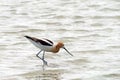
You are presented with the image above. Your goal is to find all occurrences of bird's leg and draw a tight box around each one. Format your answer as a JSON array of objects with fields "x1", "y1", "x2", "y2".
[
  {"x1": 36, "y1": 50, "x2": 43, "y2": 61},
  {"x1": 42, "y1": 51, "x2": 48, "y2": 66},
  {"x1": 42, "y1": 51, "x2": 45, "y2": 60},
  {"x1": 36, "y1": 50, "x2": 48, "y2": 66}
]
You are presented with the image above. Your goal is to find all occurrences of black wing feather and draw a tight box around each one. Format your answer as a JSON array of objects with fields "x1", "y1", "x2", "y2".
[
  {"x1": 24, "y1": 36, "x2": 53, "y2": 46},
  {"x1": 43, "y1": 38, "x2": 53, "y2": 45}
]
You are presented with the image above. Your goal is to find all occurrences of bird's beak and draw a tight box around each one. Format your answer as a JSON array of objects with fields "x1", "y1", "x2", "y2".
[{"x1": 63, "y1": 47, "x2": 73, "y2": 56}]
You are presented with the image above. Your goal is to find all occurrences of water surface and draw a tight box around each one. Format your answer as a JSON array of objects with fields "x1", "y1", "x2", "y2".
[{"x1": 0, "y1": 0, "x2": 120, "y2": 80}]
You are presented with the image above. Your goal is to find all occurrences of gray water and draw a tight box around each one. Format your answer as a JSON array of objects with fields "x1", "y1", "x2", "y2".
[{"x1": 0, "y1": 0, "x2": 120, "y2": 80}]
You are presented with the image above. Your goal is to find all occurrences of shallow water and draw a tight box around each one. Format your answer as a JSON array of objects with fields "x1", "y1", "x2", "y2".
[{"x1": 0, "y1": 0, "x2": 120, "y2": 80}]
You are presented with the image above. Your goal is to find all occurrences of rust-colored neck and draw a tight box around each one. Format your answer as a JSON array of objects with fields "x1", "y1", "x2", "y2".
[
  {"x1": 51, "y1": 45, "x2": 61, "y2": 53},
  {"x1": 51, "y1": 42, "x2": 64, "y2": 53}
]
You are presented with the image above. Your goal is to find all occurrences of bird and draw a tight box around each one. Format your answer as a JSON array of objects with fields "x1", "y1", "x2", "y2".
[{"x1": 24, "y1": 35, "x2": 73, "y2": 66}]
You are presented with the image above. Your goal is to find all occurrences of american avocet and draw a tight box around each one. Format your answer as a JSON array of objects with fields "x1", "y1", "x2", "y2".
[{"x1": 24, "y1": 36, "x2": 73, "y2": 65}]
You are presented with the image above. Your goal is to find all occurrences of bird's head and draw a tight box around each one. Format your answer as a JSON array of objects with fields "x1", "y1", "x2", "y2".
[
  {"x1": 57, "y1": 42, "x2": 73, "y2": 56},
  {"x1": 57, "y1": 42, "x2": 64, "y2": 48}
]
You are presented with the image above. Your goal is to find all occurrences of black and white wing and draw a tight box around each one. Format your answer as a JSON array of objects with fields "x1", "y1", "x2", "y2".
[
  {"x1": 43, "y1": 38, "x2": 54, "y2": 46},
  {"x1": 24, "y1": 36, "x2": 53, "y2": 46}
]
